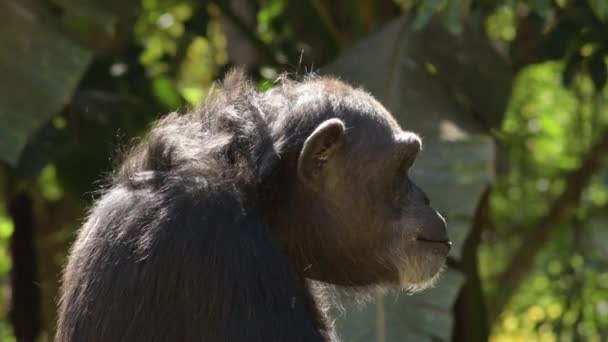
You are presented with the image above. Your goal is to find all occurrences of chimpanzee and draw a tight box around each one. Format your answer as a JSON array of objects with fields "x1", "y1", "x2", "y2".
[{"x1": 56, "y1": 70, "x2": 450, "y2": 342}]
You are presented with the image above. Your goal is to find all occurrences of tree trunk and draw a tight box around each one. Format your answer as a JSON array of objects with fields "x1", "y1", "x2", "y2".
[
  {"x1": 8, "y1": 192, "x2": 41, "y2": 342},
  {"x1": 452, "y1": 189, "x2": 490, "y2": 342}
]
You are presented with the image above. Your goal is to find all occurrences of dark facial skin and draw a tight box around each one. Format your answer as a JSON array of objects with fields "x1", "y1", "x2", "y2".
[{"x1": 270, "y1": 86, "x2": 450, "y2": 289}]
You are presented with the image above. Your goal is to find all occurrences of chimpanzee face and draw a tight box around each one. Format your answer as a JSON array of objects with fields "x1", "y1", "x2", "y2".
[{"x1": 282, "y1": 88, "x2": 450, "y2": 290}]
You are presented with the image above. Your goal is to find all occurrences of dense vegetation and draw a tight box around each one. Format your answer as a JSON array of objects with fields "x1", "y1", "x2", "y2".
[{"x1": 1, "y1": 0, "x2": 607, "y2": 341}]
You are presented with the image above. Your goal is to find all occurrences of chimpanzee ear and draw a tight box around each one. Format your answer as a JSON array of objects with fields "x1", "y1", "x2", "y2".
[{"x1": 297, "y1": 118, "x2": 346, "y2": 190}]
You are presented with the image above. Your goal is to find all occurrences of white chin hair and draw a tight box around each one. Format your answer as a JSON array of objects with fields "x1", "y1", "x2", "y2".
[{"x1": 398, "y1": 263, "x2": 446, "y2": 294}]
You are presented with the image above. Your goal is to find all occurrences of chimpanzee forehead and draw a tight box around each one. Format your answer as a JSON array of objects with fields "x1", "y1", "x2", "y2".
[{"x1": 344, "y1": 114, "x2": 422, "y2": 173}]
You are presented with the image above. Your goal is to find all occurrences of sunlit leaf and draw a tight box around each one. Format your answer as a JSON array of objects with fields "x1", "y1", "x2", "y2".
[
  {"x1": 172, "y1": 3, "x2": 193, "y2": 21},
  {"x1": 139, "y1": 35, "x2": 165, "y2": 65},
  {"x1": 180, "y1": 87, "x2": 207, "y2": 105},
  {"x1": 588, "y1": 0, "x2": 608, "y2": 21},
  {"x1": 413, "y1": 0, "x2": 443, "y2": 30},
  {"x1": 0, "y1": 217, "x2": 13, "y2": 239},
  {"x1": 38, "y1": 164, "x2": 64, "y2": 201},
  {"x1": 257, "y1": 0, "x2": 287, "y2": 43},
  {"x1": 442, "y1": 0, "x2": 464, "y2": 35},
  {"x1": 167, "y1": 22, "x2": 185, "y2": 38},
  {"x1": 176, "y1": 14, "x2": 228, "y2": 106},
  {"x1": 0, "y1": 248, "x2": 11, "y2": 274},
  {"x1": 152, "y1": 76, "x2": 182, "y2": 108},
  {"x1": 485, "y1": 5, "x2": 516, "y2": 42},
  {"x1": 208, "y1": 20, "x2": 228, "y2": 65}
]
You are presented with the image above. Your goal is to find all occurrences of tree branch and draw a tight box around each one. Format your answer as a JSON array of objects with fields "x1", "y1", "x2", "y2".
[{"x1": 489, "y1": 129, "x2": 608, "y2": 323}]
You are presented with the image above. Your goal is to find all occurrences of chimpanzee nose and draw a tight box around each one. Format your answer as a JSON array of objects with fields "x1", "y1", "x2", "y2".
[
  {"x1": 411, "y1": 183, "x2": 430, "y2": 206},
  {"x1": 415, "y1": 207, "x2": 450, "y2": 246}
]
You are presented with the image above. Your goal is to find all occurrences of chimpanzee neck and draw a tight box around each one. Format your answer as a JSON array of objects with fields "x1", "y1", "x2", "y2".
[{"x1": 199, "y1": 196, "x2": 331, "y2": 341}]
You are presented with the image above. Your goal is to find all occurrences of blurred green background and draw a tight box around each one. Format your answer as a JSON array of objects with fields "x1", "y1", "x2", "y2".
[{"x1": 1, "y1": 0, "x2": 608, "y2": 341}]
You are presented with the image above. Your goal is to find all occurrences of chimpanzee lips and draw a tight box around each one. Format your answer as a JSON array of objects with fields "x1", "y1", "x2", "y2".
[{"x1": 416, "y1": 236, "x2": 452, "y2": 249}]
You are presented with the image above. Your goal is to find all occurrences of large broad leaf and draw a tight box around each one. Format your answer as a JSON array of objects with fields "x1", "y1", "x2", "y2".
[
  {"x1": 0, "y1": 0, "x2": 140, "y2": 167},
  {"x1": 323, "y1": 14, "x2": 512, "y2": 341},
  {"x1": 0, "y1": 0, "x2": 92, "y2": 166}
]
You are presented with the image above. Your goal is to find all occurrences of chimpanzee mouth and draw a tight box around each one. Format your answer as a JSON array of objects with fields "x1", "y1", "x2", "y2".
[{"x1": 416, "y1": 237, "x2": 452, "y2": 249}]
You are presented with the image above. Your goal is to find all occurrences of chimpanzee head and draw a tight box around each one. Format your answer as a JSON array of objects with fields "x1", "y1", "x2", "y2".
[
  {"x1": 55, "y1": 70, "x2": 450, "y2": 342},
  {"x1": 261, "y1": 76, "x2": 450, "y2": 291}
]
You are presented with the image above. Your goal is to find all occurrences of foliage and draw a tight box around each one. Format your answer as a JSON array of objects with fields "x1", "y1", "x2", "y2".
[
  {"x1": 135, "y1": 1, "x2": 229, "y2": 106},
  {"x1": 0, "y1": 0, "x2": 608, "y2": 341},
  {"x1": 483, "y1": 60, "x2": 608, "y2": 340},
  {"x1": 0, "y1": 214, "x2": 13, "y2": 342}
]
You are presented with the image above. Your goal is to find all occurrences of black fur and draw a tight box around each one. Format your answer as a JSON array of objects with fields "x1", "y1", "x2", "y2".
[{"x1": 56, "y1": 70, "x2": 449, "y2": 342}]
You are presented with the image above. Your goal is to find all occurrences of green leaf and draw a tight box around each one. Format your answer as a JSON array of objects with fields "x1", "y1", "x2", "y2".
[
  {"x1": 0, "y1": 0, "x2": 92, "y2": 165},
  {"x1": 485, "y1": 5, "x2": 517, "y2": 42},
  {"x1": 530, "y1": 0, "x2": 553, "y2": 19},
  {"x1": 0, "y1": 217, "x2": 14, "y2": 239},
  {"x1": 257, "y1": 0, "x2": 287, "y2": 42},
  {"x1": 172, "y1": 3, "x2": 193, "y2": 21},
  {"x1": 442, "y1": 0, "x2": 463, "y2": 35},
  {"x1": 588, "y1": 0, "x2": 608, "y2": 21},
  {"x1": 51, "y1": 0, "x2": 117, "y2": 35},
  {"x1": 37, "y1": 164, "x2": 64, "y2": 201},
  {"x1": 152, "y1": 76, "x2": 182, "y2": 109},
  {"x1": 413, "y1": 0, "x2": 443, "y2": 31}
]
